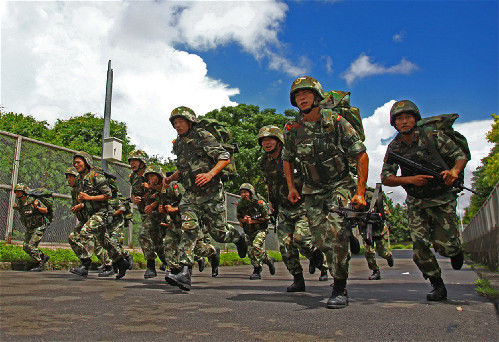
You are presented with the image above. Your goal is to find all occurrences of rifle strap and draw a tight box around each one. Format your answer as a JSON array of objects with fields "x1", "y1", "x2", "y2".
[{"x1": 418, "y1": 127, "x2": 450, "y2": 170}]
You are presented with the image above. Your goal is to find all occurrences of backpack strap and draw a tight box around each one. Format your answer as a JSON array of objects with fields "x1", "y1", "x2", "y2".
[{"x1": 418, "y1": 127, "x2": 450, "y2": 170}]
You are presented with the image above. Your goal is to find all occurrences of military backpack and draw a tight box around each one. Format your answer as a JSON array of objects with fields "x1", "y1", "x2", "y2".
[{"x1": 28, "y1": 188, "x2": 54, "y2": 223}]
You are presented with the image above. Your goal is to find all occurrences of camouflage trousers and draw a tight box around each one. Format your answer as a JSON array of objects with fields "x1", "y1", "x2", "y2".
[
  {"x1": 23, "y1": 225, "x2": 47, "y2": 263},
  {"x1": 178, "y1": 197, "x2": 241, "y2": 267},
  {"x1": 278, "y1": 204, "x2": 319, "y2": 275},
  {"x1": 163, "y1": 221, "x2": 216, "y2": 270},
  {"x1": 69, "y1": 221, "x2": 112, "y2": 266},
  {"x1": 304, "y1": 187, "x2": 353, "y2": 280},
  {"x1": 245, "y1": 229, "x2": 270, "y2": 268},
  {"x1": 364, "y1": 225, "x2": 392, "y2": 271},
  {"x1": 139, "y1": 212, "x2": 166, "y2": 262},
  {"x1": 107, "y1": 217, "x2": 125, "y2": 250},
  {"x1": 69, "y1": 211, "x2": 126, "y2": 262},
  {"x1": 408, "y1": 199, "x2": 461, "y2": 279}
]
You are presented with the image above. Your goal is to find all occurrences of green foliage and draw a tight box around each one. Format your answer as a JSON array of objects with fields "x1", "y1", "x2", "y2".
[
  {"x1": 464, "y1": 114, "x2": 499, "y2": 223},
  {"x1": 218, "y1": 250, "x2": 282, "y2": 266},
  {"x1": 474, "y1": 278, "x2": 499, "y2": 300},
  {"x1": 385, "y1": 197, "x2": 411, "y2": 242},
  {"x1": 0, "y1": 112, "x2": 51, "y2": 139}
]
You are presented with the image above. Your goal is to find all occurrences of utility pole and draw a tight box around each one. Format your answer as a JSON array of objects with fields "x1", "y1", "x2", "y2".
[{"x1": 101, "y1": 60, "x2": 113, "y2": 171}]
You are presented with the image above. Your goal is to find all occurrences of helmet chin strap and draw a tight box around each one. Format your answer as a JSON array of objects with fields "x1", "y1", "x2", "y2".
[
  {"x1": 299, "y1": 97, "x2": 319, "y2": 114},
  {"x1": 398, "y1": 126, "x2": 416, "y2": 135},
  {"x1": 264, "y1": 142, "x2": 282, "y2": 155}
]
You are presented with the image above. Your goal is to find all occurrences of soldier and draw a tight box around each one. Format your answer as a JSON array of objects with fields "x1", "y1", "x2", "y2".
[
  {"x1": 158, "y1": 179, "x2": 220, "y2": 277},
  {"x1": 283, "y1": 76, "x2": 369, "y2": 309},
  {"x1": 163, "y1": 106, "x2": 247, "y2": 291},
  {"x1": 236, "y1": 183, "x2": 275, "y2": 280},
  {"x1": 12, "y1": 183, "x2": 50, "y2": 272},
  {"x1": 257, "y1": 125, "x2": 328, "y2": 292},
  {"x1": 140, "y1": 164, "x2": 168, "y2": 279},
  {"x1": 362, "y1": 187, "x2": 394, "y2": 280},
  {"x1": 70, "y1": 151, "x2": 130, "y2": 279},
  {"x1": 66, "y1": 167, "x2": 114, "y2": 276},
  {"x1": 381, "y1": 100, "x2": 467, "y2": 301}
]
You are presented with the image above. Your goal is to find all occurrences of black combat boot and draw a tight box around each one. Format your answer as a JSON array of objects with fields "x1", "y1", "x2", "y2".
[
  {"x1": 159, "y1": 262, "x2": 167, "y2": 272},
  {"x1": 249, "y1": 266, "x2": 262, "y2": 280},
  {"x1": 197, "y1": 257, "x2": 206, "y2": 272},
  {"x1": 70, "y1": 258, "x2": 92, "y2": 277},
  {"x1": 210, "y1": 248, "x2": 220, "y2": 277},
  {"x1": 287, "y1": 272, "x2": 305, "y2": 292},
  {"x1": 451, "y1": 251, "x2": 464, "y2": 270},
  {"x1": 98, "y1": 265, "x2": 115, "y2": 277},
  {"x1": 40, "y1": 254, "x2": 50, "y2": 268},
  {"x1": 368, "y1": 270, "x2": 381, "y2": 280},
  {"x1": 387, "y1": 255, "x2": 394, "y2": 267},
  {"x1": 267, "y1": 257, "x2": 276, "y2": 275},
  {"x1": 427, "y1": 276, "x2": 447, "y2": 301},
  {"x1": 327, "y1": 278, "x2": 348, "y2": 309},
  {"x1": 319, "y1": 269, "x2": 328, "y2": 281},
  {"x1": 97, "y1": 264, "x2": 106, "y2": 271},
  {"x1": 144, "y1": 259, "x2": 157, "y2": 279},
  {"x1": 115, "y1": 257, "x2": 130, "y2": 279},
  {"x1": 126, "y1": 253, "x2": 134, "y2": 270},
  {"x1": 235, "y1": 232, "x2": 248, "y2": 258},
  {"x1": 165, "y1": 265, "x2": 192, "y2": 291},
  {"x1": 29, "y1": 262, "x2": 44, "y2": 272}
]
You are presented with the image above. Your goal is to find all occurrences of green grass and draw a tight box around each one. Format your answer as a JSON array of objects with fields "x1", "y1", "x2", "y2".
[{"x1": 474, "y1": 278, "x2": 499, "y2": 300}]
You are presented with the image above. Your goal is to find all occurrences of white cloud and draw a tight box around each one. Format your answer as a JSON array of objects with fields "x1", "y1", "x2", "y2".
[
  {"x1": 1, "y1": 0, "x2": 302, "y2": 158},
  {"x1": 362, "y1": 101, "x2": 494, "y2": 211},
  {"x1": 393, "y1": 30, "x2": 406, "y2": 43},
  {"x1": 324, "y1": 55, "x2": 334, "y2": 74},
  {"x1": 342, "y1": 53, "x2": 418, "y2": 86}
]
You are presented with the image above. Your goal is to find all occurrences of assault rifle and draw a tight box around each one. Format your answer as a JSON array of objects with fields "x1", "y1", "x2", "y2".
[
  {"x1": 269, "y1": 205, "x2": 279, "y2": 233},
  {"x1": 28, "y1": 190, "x2": 53, "y2": 198},
  {"x1": 386, "y1": 151, "x2": 479, "y2": 195}
]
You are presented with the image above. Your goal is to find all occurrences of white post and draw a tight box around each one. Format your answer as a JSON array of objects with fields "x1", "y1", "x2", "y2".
[{"x1": 5, "y1": 135, "x2": 22, "y2": 243}]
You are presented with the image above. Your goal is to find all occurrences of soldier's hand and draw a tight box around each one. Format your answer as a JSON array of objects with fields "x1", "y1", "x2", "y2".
[
  {"x1": 287, "y1": 188, "x2": 301, "y2": 204},
  {"x1": 158, "y1": 205, "x2": 165, "y2": 213},
  {"x1": 165, "y1": 205, "x2": 177, "y2": 213},
  {"x1": 350, "y1": 194, "x2": 367, "y2": 210},
  {"x1": 163, "y1": 176, "x2": 172, "y2": 188},
  {"x1": 441, "y1": 169, "x2": 459, "y2": 186},
  {"x1": 133, "y1": 196, "x2": 142, "y2": 205},
  {"x1": 78, "y1": 192, "x2": 92, "y2": 201},
  {"x1": 71, "y1": 203, "x2": 84, "y2": 213},
  {"x1": 195, "y1": 173, "x2": 213, "y2": 187},
  {"x1": 144, "y1": 204, "x2": 154, "y2": 215},
  {"x1": 12, "y1": 203, "x2": 18, "y2": 209},
  {"x1": 160, "y1": 222, "x2": 170, "y2": 228},
  {"x1": 410, "y1": 175, "x2": 433, "y2": 186}
]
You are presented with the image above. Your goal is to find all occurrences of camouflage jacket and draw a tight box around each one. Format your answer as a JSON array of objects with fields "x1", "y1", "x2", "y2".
[
  {"x1": 381, "y1": 129, "x2": 467, "y2": 207},
  {"x1": 173, "y1": 126, "x2": 230, "y2": 204},
  {"x1": 129, "y1": 171, "x2": 147, "y2": 214},
  {"x1": 282, "y1": 109, "x2": 366, "y2": 194},
  {"x1": 157, "y1": 181, "x2": 184, "y2": 226},
  {"x1": 237, "y1": 197, "x2": 270, "y2": 233},
  {"x1": 258, "y1": 150, "x2": 304, "y2": 209},
  {"x1": 76, "y1": 170, "x2": 112, "y2": 216},
  {"x1": 70, "y1": 187, "x2": 88, "y2": 223},
  {"x1": 16, "y1": 196, "x2": 47, "y2": 229}
]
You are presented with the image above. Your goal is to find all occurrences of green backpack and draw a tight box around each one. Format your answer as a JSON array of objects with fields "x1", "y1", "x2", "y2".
[
  {"x1": 196, "y1": 117, "x2": 239, "y2": 179},
  {"x1": 320, "y1": 90, "x2": 365, "y2": 142},
  {"x1": 89, "y1": 168, "x2": 120, "y2": 198},
  {"x1": 417, "y1": 113, "x2": 471, "y2": 163},
  {"x1": 28, "y1": 188, "x2": 54, "y2": 223}
]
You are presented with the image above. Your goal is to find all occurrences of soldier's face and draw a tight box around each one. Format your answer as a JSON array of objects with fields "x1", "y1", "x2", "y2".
[
  {"x1": 173, "y1": 117, "x2": 191, "y2": 136},
  {"x1": 395, "y1": 113, "x2": 416, "y2": 132},
  {"x1": 74, "y1": 157, "x2": 86, "y2": 173},
  {"x1": 66, "y1": 174, "x2": 76, "y2": 187},
  {"x1": 240, "y1": 189, "x2": 251, "y2": 200},
  {"x1": 261, "y1": 137, "x2": 278, "y2": 153},
  {"x1": 294, "y1": 90, "x2": 316, "y2": 111},
  {"x1": 129, "y1": 159, "x2": 141, "y2": 171},
  {"x1": 147, "y1": 173, "x2": 160, "y2": 186}
]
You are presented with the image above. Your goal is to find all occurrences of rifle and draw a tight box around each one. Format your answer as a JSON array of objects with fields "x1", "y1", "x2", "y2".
[
  {"x1": 28, "y1": 190, "x2": 53, "y2": 198},
  {"x1": 269, "y1": 204, "x2": 279, "y2": 233},
  {"x1": 386, "y1": 151, "x2": 479, "y2": 195}
]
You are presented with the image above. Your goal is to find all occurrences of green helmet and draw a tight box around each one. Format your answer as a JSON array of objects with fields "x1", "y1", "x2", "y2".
[
  {"x1": 170, "y1": 106, "x2": 197, "y2": 126},
  {"x1": 257, "y1": 125, "x2": 284, "y2": 146},
  {"x1": 239, "y1": 183, "x2": 256, "y2": 199},
  {"x1": 144, "y1": 164, "x2": 166, "y2": 180},
  {"x1": 290, "y1": 76, "x2": 325, "y2": 107},
  {"x1": 14, "y1": 183, "x2": 29, "y2": 194},
  {"x1": 64, "y1": 167, "x2": 79, "y2": 177},
  {"x1": 390, "y1": 100, "x2": 421, "y2": 126},
  {"x1": 128, "y1": 149, "x2": 148, "y2": 164},
  {"x1": 74, "y1": 151, "x2": 94, "y2": 169}
]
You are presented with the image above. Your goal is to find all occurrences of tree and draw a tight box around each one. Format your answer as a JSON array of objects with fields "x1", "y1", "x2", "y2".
[
  {"x1": 463, "y1": 114, "x2": 499, "y2": 223},
  {"x1": 0, "y1": 112, "x2": 50, "y2": 139},
  {"x1": 385, "y1": 197, "x2": 410, "y2": 242}
]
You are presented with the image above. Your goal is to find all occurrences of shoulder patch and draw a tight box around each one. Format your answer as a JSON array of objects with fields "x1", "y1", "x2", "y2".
[
  {"x1": 337, "y1": 115, "x2": 342, "y2": 122},
  {"x1": 258, "y1": 200, "x2": 264, "y2": 205},
  {"x1": 128, "y1": 173, "x2": 132, "y2": 178},
  {"x1": 173, "y1": 184, "x2": 178, "y2": 190},
  {"x1": 172, "y1": 138, "x2": 176, "y2": 144}
]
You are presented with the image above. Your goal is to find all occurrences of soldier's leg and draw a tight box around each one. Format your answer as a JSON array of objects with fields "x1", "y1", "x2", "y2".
[
  {"x1": 291, "y1": 212, "x2": 326, "y2": 276},
  {"x1": 94, "y1": 240, "x2": 112, "y2": 267},
  {"x1": 364, "y1": 241, "x2": 379, "y2": 271},
  {"x1": 149, "y1": 216, "x2": 167, "y2": 265},
  {"x1": 138, "y1": 215, "x2": 158, "y2": 262},
  {"x1": 277, "y1": 215, "x2": 303, "y2": 276},
  {"x1": 428, "y1": 200, "x2": 462, "y2": 258},
  {"x1": 24, "y1": 226, "x2": 47, "y2": 271},
  {"x1": 163, "y1": 223, "x2": 182, "y2": 271},
  {"x1": 70, "y1": 216, "x2": 100, "y2": 277},
  {"x1": 203, "y1": 199, "x2": 241, "y2": 244}
]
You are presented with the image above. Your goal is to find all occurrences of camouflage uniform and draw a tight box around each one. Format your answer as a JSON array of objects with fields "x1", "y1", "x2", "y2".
[
  {"x1": 14, "y1": 185, "x2": 49, "y2": 265},
  {"x1": 381, "y1": 127, "x2": 465, "y2": 279},
  {"x1": 236, "y1": 184, "x2": 271, "y2": 269}
]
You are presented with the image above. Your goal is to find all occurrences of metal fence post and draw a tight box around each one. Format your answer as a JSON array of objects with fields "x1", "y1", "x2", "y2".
[{"x1": 5, "y1": 135, "x2": 22, "y2": 243}]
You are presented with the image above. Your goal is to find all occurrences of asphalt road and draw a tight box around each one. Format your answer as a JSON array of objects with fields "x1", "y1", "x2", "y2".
[{"x1": 1, "y1": 249, "x2": 497, "y2": 342}]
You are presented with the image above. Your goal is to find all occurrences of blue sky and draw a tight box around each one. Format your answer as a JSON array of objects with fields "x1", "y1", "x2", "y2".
[{"x1": 1, "y1": 0, "x2": 497, "y2": 207}]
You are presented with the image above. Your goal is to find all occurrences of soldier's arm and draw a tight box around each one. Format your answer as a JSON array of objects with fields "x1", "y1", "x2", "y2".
[
  {"x1": 351, "y1": 151, "x2": 368, "y2": 208},
  {"x1": 283, "y1": 160, "x2": 300, "y2": 204},
  {"x1": 195, "y1": 158, "x2": 230, "y2": 187},
  {"x1": 33, "y1": 200, "x2": 49, "y2": 214},
  {"x1": 435, "y1": 131, "x2": 468, "y2": 186}
]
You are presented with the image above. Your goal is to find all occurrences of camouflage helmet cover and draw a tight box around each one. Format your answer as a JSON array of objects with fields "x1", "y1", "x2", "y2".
[
  {"x1": 390, "y1": 100, "x2": 421, "y2": 126},
  {"x1": 65, "y1": 166, "x2": 79, "y2": 177},
  {"x1": 239, "y1": 183, "x2": 256, "y2": 199},
  {"x1": 290, "y1": 76, "x2": 325, "y2": 107},
  {"x1": 74, "y1": 151, "x2": 94, "y2": 169},
  {"x1": 257, "y1": 125, "x2": 284, "y2": 145},
  {"x1": 144, "y1": 164, "x2": 166, "y2": 180},
  {"x1": 170, "y1": 106, "x2": 197, "y2": 126},
  {"x1": 14, "y1": 183, "x2": 29, "y2": 194},
  {"x1": 128, "y1": 149, "x2": 148, "y2": 164}
]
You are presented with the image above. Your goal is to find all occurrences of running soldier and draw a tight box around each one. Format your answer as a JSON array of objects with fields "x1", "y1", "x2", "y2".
[
  {"x1": 236, "y1": 183, "x2": 275, "y2": 280},
  {"x1": 381, "y1": 100, "x2": 467, "y2": 301},
  {"x1": 12, "y1": 183, "x2": 50, "y2": 272},
  {"x1": 283, "y1": 76, "x2": 369, "y2": 309}
]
